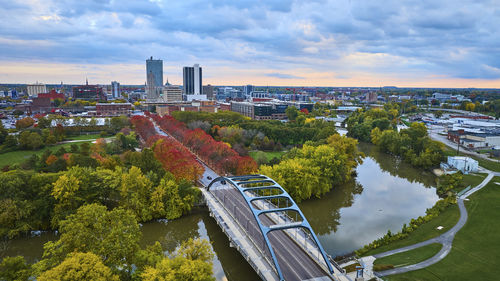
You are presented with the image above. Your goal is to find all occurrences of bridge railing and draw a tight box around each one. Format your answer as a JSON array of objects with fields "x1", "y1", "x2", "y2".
[
  {"x1": 250, "y1": 191, "x2": 344, "y2": 274},
  {"x1": 209, "y1": 188, "x2": 275, "y2": 272}
]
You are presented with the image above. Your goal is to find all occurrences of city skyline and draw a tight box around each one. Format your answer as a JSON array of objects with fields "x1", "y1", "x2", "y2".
[{"x1": 0, "y1": 0, "x2": 499, "y2": 88}]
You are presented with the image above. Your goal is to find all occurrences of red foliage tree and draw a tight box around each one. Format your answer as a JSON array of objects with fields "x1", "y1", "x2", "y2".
[{"x1": 151, "y1": 114, "x2": 257, "y2": 176}]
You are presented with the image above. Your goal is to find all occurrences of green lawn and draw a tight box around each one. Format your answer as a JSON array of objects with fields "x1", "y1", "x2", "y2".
[
  {"x1": 457, "y1": 173, "x2": 488, "y2": 193},
  {"x1": 363, "y1": 204, "x2": 460, "y2": 256},
  {"x1": 386, "y1": 178, "x2": 500, "y2": 281},
  {"x1": 0, "y1": 141, "x2": 93, "y2": 167},
  {"x1": 374, "y1": 243, "x2": 442, "y2": 270},
  {"x1": 249, "y1": 150, "x2": 287, "y2": 161}
]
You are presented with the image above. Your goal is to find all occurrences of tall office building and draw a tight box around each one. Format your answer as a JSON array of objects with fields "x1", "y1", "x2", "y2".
[
  {"x1": 244, "y1": 85, "x2": 254, "y2": 97},
  {"x1": 146, "y1": 56, "x2": 163, "y2": 100},
  {"x1": 183, "y1": 64, "x2": 206, "y2": 101},
  {"x1": 111, "y1": 81, "x2": 120, "y2": 99}
]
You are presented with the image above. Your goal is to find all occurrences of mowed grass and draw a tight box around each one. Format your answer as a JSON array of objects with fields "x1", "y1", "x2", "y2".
[
  {"x1": 457, "y1": 173, "x2": 488, "y2": 193},
  {"x1": 0, "y1": 141, "x2": 93, "y2": 167},
  {"x1": 249, "y1": 150, "x2": 287, "y2": 161},
  {"x1": 373, "y1": 243, "x2": 442, "y2": 270},
  {"x1": 362, "y1": 204, "x2": 460, "y2": 256},
  {"x1": 386, "y1": 178, "x2": 500, "y2": 281}
]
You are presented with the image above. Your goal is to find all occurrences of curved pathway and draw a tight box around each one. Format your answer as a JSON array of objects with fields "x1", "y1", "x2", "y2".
[{"x1": 370, "y1": 172, "x2": 494, "y2": 277}]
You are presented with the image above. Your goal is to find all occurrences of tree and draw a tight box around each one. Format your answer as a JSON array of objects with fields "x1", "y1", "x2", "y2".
[
  {"x1": 15, "y1": 117, "x2": 35, "y2": 130},
  {"x1": 41, "y1": 252, "x2": 116, "y2": 280},
  {"x1": 285, "y1": 106, "x2": 299, "y2": 121},
  {"x1": 0, "y1": 121, "x2": 7, "y2": 145},
  {"x1": 120, "y1": 166, "x2": 153, "y2": 221},
  {"x1": 0, "y1": 256, "x2": 31, "y2": 281},
  {"x1": 433, "y1": 110, "x2": 443, "y2": 118},
  {"x1": 37, "y1": 117, "x2": 52, "y2": 129},
  {"x1": 35, "y1": 204, "x2": 141, "y2": 276},
  {"x1": 141, "y1": 238, "x2": 215, "y2": 281},
  {"x1": 151, "y1": 177, "x2": 184, "y2": 219},
  {"x1": 38, "y1": 252, "x2": 119, "y2": 281}
]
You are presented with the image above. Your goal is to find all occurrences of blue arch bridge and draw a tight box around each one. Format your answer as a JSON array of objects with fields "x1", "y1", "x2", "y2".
[{"x1": 199, "y1": 169, "x2": 350, "y2": 281}]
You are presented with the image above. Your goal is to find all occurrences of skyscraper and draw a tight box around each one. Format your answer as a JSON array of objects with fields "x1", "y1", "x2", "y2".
[
  {"x1": 146, "y1": 56, "x2": 163, "y2": 100},
  {"x1": 111, "y1": 81, "x2": 120, "y2": 99},
  {"x1": 183, "y1": 64, "x2": 206, "y2": 101},
  {"x1": 244, "y1": 85, "x2": 254, "y2": 98}
]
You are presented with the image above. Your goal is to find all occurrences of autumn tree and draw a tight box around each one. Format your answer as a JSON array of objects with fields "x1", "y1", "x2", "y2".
[
  {"x1": 38, "y1": 252, "x2": 119, "y2": 281},
  {"x1": 141, "y1": 238, "x2": 215, "y2": 281}
]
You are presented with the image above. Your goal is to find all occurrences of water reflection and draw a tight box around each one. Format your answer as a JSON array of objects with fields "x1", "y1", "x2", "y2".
[
  {"x1": 1, "y1": 142, "x2": 439, "y2": 278},
  {"x1": 300, "y1": 143, "x2": 439, "y2": 256},
  {"x1": 140, "y1": 210, "x2": 259, "y2": 281}
]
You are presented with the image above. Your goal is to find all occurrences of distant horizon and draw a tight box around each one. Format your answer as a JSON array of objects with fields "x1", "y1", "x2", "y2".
[{"x1": 1, "y1": 1, "x2": 499, "y2": 89}]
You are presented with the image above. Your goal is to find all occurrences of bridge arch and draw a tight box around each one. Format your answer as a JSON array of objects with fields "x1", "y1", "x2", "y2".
[{"x1": 207, "y1": 174, "x2": 334, "y2": 281}]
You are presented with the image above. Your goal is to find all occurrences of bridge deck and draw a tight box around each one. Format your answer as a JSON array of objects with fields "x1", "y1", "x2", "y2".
[{"x1": 211, "y1": 184, "x2": 333, "y2": 281}]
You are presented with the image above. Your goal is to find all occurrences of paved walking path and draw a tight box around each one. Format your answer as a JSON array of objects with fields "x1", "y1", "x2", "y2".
[{"x1": 367, "y1": 171, "x2": 494, "y2": 277}]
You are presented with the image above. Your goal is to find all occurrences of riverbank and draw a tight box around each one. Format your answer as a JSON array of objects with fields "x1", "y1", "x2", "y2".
[{"x1": 382, "y1": 177, "x2": 500, "y2": 280}]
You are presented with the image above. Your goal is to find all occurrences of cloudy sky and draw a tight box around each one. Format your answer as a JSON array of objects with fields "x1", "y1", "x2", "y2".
[{"x1": 0, "y1": 0, "x2": 499, "y2": 87}]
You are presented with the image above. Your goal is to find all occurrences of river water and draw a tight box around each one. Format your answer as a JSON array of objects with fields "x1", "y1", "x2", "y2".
[{"x1": 1, "y1": 143, "x2": 438, "y2": 280}]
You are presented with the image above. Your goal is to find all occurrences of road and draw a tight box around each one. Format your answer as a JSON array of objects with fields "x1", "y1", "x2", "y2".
[
  {"x1": 210, "y1": 185, "x2": 332, "y2": 281},
  {"x1": 149, "y1": 116, "x2": 335, "y2": 281},
  {"x1": 428, "y1": 125, "x2": 500, "y2": 163},
  {"x1": 372, "y1": 170, "x2": 495, "y2": 277}
]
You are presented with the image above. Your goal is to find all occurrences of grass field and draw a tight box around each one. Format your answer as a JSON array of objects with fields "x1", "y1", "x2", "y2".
[
  {"x1": 385, "y1": 178, "x2": 500, "y2": 281},
  {"x1": 457, "y1": 173, "x2": 488, "y2": 193},
  {"x1": 249, "y1": 150, "x2": 287, "y2": 161},
  {"x1": 374, "y1": 243, "x2": 442, "y2": 270},
  {"x1": 363, "y1": 204, "x2": 460, "y2": 256},
  {"x1": 0, "y1": 141, "x2": 93, "y2": 167}
]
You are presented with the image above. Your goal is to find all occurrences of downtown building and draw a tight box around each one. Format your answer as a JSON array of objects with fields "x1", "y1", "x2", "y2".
[
  {"x1": 111, "y1": 81, "x2": 120, "y2": 99},
  {"x1": 183, "y1": 64, "x2": 207, "y2": 101},
  {"x1": 27, "y1": 83, "x2": 47, "y2": 97},
  {"x1": 146, "y1": 56, "x2": 163, "y2": 101},
  {"x1": 72, "y1": 80, "x2": 106, "y2": 101}
]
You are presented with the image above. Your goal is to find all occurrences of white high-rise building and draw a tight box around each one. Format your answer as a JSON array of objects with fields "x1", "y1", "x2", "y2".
[
  {"x1": 27, "y1": 83, "x2": 47, "y2": 97},
  {"x1": 183, "y1": 64, "x2": 207, "y2": 101},
  {"x1": 111, "y1": 81, "x2": 120, "y2": 99}
]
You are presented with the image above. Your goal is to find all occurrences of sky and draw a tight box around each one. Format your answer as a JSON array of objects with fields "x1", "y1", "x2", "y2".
[{"x1": 0, "y1": 0, "x2": 499, "y2": 88}]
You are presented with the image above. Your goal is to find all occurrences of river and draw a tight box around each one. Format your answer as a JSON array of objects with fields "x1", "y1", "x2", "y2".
[{"x1": 0, "y1": 143, "x2": 438, "y2": 280}]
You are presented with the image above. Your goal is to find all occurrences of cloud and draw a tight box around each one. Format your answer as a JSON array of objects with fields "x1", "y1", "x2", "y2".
[
  {"x1": 0, "y1": 0, "x2": 499, "y2": 85},
  {"x1": 265, "y1": 73, "x2": 304, "y2": 79}
]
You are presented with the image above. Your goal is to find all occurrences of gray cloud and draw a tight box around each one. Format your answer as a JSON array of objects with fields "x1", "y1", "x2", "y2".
[
  {"x1": 265, "y1": 73, "x2": 304, "y2": 79},
  {"x1": 0, "y1": 0, "x2": 499, "y2": 81}
]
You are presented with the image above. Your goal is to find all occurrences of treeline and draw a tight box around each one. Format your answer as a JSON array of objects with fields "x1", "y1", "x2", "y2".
[
  {"x1": 130, "y1": 116, "x2": 204, "y2": 181},
  {"x1": 0, "y1": 115, "x2": 130, "y2": 154},
  {"x1": 260, "y1": 134, "x2": 363, "y2": 202},
  {"x1": 172, "y1": 111, "x2": 338, "y2": 147},
  {"x1": 149, "y1": 114, "x2": 257, "y2": 175},
  {"x1": 346, "y1": 109, "x2": 444, "y2": 169},
  {"x1": 0, "y1": 204, "x2": 215, "y2": 281},
  {"x1": 0, "y1": 147, "x2": 199, "y2": 238}
]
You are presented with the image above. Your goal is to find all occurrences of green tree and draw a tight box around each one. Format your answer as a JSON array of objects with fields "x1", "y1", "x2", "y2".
[
  {"x1": 151, "y1": 177, "x2": 184, "y2": 219},
  {"x1": 285, "y1": 106, "x2": 299, "y2": 121},
  {"x1": 0, "y1": 256, "x2": 31, "y2": 281},
  {"x1": 0, "y1": 121, "x2": 7, "y2": 144},
  {"x1": 120, "y1": 166, "x2": 153, "y2": 221},
  {"x1": 38, "y1": 252, "x2": 119, "y2": 281},
  {"x1": 35, "y1": 204, "x2": 141, "y2": 276},
  {"x1": 141, "y1": 238, "x2": 215, "y2": 281}
]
